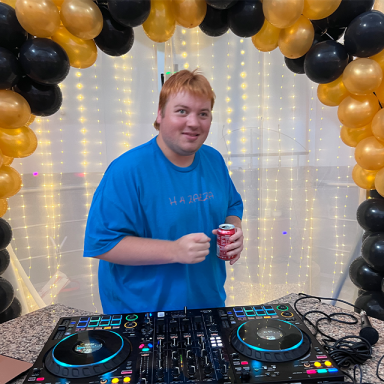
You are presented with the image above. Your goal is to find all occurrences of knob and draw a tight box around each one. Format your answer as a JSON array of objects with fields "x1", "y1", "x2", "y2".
[
  {"x1": 157, "y1": 367, "x2": 164, "y2": 377},
  {"x1": 188, "y1": 365, "x2": 196, "y2": 376},
  {"x1": 172, "y1": 338, "x2": 178, "y2": 348},
  {"x1": 204, "y1": 355, "x2": 210, "y2": 366},
  {"x1": 185, "y1": 337, "x2": 192, "y2": 347},
  {"x1": 172, "y1": 351, "x2": 178, "y2": 361},
  {"x1": 221, "y1": 363, "x2": 228, "y2": 375},
  {"x1": 172, "y1": 367, "x2": 180, "y2": 377},
  {"x1": 241, "y1": 370, "x2": 250, "y2": 381},
  {"x1": 187, "y1": 350, "x2": 194, "y2": 363}
]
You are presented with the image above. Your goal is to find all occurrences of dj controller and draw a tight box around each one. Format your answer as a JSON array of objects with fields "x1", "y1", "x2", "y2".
[{"x1": 24, "y1": 303, "x2": 345, "y2": 384}]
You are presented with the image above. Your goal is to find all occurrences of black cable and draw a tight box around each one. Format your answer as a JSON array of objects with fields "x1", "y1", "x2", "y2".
[{"x1": 293, "y1": 293, "x2": 383, "y2": 384}]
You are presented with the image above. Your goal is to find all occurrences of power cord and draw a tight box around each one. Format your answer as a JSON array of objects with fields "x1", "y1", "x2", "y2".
[{"x1": 293, "y1": 293, "x2": 384, "y2": 383}]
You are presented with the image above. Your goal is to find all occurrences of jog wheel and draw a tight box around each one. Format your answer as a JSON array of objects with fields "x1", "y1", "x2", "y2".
[
  {"x1": 231, "y1": 319, "x2": 311, "y2": 362},
  {"x1": 45, "y1": 330, "x2": 131, "y2": 378}
]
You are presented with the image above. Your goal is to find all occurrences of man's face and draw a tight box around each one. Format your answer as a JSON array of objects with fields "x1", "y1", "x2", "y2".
[{"x1": 156, "y1": 92, "x2": 212, "y2": 161}]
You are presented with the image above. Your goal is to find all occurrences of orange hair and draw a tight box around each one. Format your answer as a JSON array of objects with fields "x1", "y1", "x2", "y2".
[{"x1": 154, "y1": 69, "x2": 216, "y2": 130}]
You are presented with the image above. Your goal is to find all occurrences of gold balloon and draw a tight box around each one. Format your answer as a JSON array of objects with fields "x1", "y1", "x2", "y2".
[
  {"x1": 0, "y1": 126, "x2": 37, "y2": 158},
  {"x1": 374, "y1": 77, "x2": 384, "y2": 105},
  {"x1": 52, "y1": 26, "x2": 97, "y2": 69},
  {"x1": 1, "y1": 0, "x2": 16, "y2": 7},
  {"x1": 371, "y1": 109, "x2": 384, "y2": 144},
  {"x1": 343, "y1": 58, "x2": 383, "y2": 95},
  {"x1": 0, "y1": 165, "x2": 22, "y2": 199},
  {"x1": 355, "y1": 136, "x2": 384, "y2": 170},
  {"x1": 143, "y1": 0, "x2": 176, "y2": 43},
  {"x1": 252, "y1": 19, "x2": 281, "y2": 52},
  {"x1": 25, "y1": 114, "x2": 35, "y2": 126},
  {"x1": 0, "y1": 90, "x2": 31, "y2": 129},
  {"x1": 15, "y1": 0, "x2": 60, "y2": 38},
  {"x1": 370, "y1": 48, "x2": 384, "y2": 72},
  {"x1": 52, "y1": 0, "x2": 64, "y2": 5},
  {"x1": 375, "y1": 167, "x2": 384, "y2": 197},
  {"x1": 263, "y1": 0, "x2": 304, "y2": 29},
  {"x1": 278, "y1": 15, "x2": 314, "y2": 59},
  {"x1": 340, "y1": 124, "x2": 373, "y2": 147},
  {"x1": 2, "y1": 155, "x2": 13, "y2": 166},
  {"x1": 338, "y1": 94, "x2": 380, "y2": 128},
  {"x1": 352, "y1": 164, "x2": 378, "y2": 189},
  {"x1": 60, "y1": 0, "x2": 103, "y2": 40},
  {"x1": 172, "y1": 0, "x2": 206, "y2": 28},
  {"x1": 303, "y1": 0, "x2": 342, "y2": 20},
  {"x1": 374, "y1": 0, "x2": 384, "y2": 13},
  {"x1": 317, "y1": 76, "x2": 349, "y2": 107},
  {"x1": 0, "y1": 199, "x2": 8, "y2": 217}
]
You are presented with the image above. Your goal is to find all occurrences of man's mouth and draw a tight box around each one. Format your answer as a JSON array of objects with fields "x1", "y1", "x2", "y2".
[{"x1": 182, "y1": 133, "x2": 199, "y2": 137}]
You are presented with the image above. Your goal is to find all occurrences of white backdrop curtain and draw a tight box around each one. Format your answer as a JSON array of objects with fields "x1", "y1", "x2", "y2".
[{"x1": 4, "y1": 25, "x2": 363, "y2": 314}]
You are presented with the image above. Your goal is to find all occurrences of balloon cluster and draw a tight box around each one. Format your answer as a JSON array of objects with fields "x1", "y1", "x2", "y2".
[
  {"x1": 0, "y1": 217, "x2": 21, "y2": 323},
  {"x1": 350, "y1": 195, "x2": 384, "y2": 321}
]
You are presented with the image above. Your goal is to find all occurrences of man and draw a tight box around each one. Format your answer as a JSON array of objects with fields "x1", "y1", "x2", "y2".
[{"x1": 84, "y1": 69, "x2": 244, "y2": 314}]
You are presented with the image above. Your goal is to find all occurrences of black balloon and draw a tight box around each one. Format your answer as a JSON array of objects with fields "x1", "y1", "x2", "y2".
[
  {"x1": 362, "y1": 233, "x2": 384, "y2": 273},
  {"x1": 14, "y1": 77, "x2": 62, "y2": 117},
  {"x1": 0, "y1": 249, "x2": 10, "y2": 275},
  {"x1": 199, "y1": 5, "x2": 229, "y2": 37},
  {"x1": 0, "y1": 218, "x2": 12, "y2": 251},
  {"x1": 304, "y1": 40, "x2": 349, "y2": 84},
  {"x1": 355, "y1": 291, "x2": 384, "y2": 321},
  {"x1": 0, "y1": 47, "x2": 22, "y2": 90},
  {"x1": 206, "y1": 0, "x2": 237, "y2": 9},
  {"x1": 326, "y1": 0, "x2": 375, "y2": 28},
  {"x1": 19, "y1": 38, "x2": 70, "y2": 85},
  {"x1": 363, "y1": 231, "x2": 380, "y2": 243},
  {"x1": 94, "y1": 6, "x2": 135, "y2": 56},
  {"x1": 107, "y1": 0, "x2": 150, "y2": 27},
  {"x1": 324, "y1": 27, "x2": 346, "y2": 41},
  {"x1": 0, "y1": 297, "x2": 21, "y2": 324},
  {"x1": 228, "y1": 0, "x2": 264, "y2": 38},
  {"x1": 357, "y1": 198, "x2": 384, "y2": 232},
  {"x1": 0, "y1": 3, "x2": 27, "y2": 53},
  {"x1": 0, "y1": 276, "x2": 14, "y2": 313},
  {"x1": 285, "y1": 34, "x2": 326, "y2": 74},
  {"x1": 349, "y1": 256, "x2": 383, "y2": 291},
  {"x1": 344, "y1": 11, "x2": 384, "y2": 58}
]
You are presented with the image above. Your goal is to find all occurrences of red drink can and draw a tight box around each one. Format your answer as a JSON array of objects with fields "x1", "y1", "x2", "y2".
[{"x1": 217, "y1": 224, "x2": 236, "y2": 260}]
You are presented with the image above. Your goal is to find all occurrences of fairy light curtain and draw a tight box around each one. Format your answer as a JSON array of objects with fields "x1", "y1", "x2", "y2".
[
  {"x1": 165, "y1": 26, "x2": 361, "y2": 306},
  {"x1": 6, "y1": 27, "x2": 361, "y2": 313}
]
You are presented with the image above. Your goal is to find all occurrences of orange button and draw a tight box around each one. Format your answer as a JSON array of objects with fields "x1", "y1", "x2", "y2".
[
  {"x1": 314, "y1": 362, "x2": 321, "y2": 367},
  {"x1": 325, "y1": 361, "x2": 332, "y2": 367}
]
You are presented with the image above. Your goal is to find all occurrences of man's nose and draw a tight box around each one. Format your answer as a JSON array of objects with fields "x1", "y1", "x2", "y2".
[{"x1": 187, "y1": 113, "x2": 199, "y2": 127}]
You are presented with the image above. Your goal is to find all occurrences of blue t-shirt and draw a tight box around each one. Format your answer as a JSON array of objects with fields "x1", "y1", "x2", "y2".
[{"x1": 84, "y1": 137, "x2": 243, "y2": 314}]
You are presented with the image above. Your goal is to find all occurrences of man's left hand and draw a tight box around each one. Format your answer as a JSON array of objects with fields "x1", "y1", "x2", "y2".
[{"x1": 212, "y1": 227, "x2": 244, "y2": 265}]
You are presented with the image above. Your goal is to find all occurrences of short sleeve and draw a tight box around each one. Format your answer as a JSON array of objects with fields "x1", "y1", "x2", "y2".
[{"x1": 83, "y1": 161, "x2": 144, "y2": 257}]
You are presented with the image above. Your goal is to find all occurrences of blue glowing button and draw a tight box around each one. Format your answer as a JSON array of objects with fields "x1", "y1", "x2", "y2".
[
  {"x1": 100, "y1": 321, "x2": 110, "y2": 326},
  {"x1": 235, "y1": 312, "x2": 245, "y2": 317},
  {"x1": 112, "y1": 315, "x2": 122, "y2": 320},
  {"x1": 91, "y1": 316, "x2": 101, "y2": 321},
  {"x1": 255, "y1": 311, "x2": 266, "y2": 316},
  {"x1": 101, "y1": 316, "x2": 111, "y2": 320},
  {"x1": 263, "y1": 306, "x2": 273, "y2": 310},
  {"x1": 148, "y1": 343, "x2": 153, "y2": 348},
  {"x1": 79, "y1": 317, "x2": 90, "y2": 322},
  {"x1": 243, "y1": 306, "x2": 253, "y2": 311},
  {"x1": 266, "y1": 311, "x2": 276, "y2": 316},
  {"x1": 234, "y1": 307, "x2": 243, "y2": 312},
  {"x1": 253, "y1": 306, "x2": 263, "y2": 310},
  {"x1": 317, "y1": 369, "x2": 327, "y2": 374},
  {"x1": 328, "y1": 368, "x2": 338, "y2": 373},
  {"x1": 111, "y1": 320, "x2": 122, "y2": 326},
  {"x1": 142, "y1": 348, "x2": 150, "y2": 352},
  {"x1": 78, "y1": 321, "x2": 88, "y2": 327},
  {"x1": 227, "y1": 311, "x2": 233, "y2": 315},
  {"x1": 245, "y1": 310, "x2": 255, "y2": 316},
  {"x1": 88, "y1": 321, "x2": 99, "y2": 327},
  {"x1": 70, "y1": 321, "x2": 76, "y2": 324}
]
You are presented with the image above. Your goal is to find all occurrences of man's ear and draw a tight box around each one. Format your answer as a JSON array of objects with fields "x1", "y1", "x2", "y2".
[{"x1": 156, "y1": 109, "x2": 162, "y2": 125}]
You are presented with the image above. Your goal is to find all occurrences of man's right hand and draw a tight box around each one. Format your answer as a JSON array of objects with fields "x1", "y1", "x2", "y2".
[{"x1": 173, "y1": 233, "x2": 211, "y2": 264}]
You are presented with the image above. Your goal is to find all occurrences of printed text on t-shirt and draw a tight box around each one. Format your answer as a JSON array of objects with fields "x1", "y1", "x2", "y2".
[{"x1": 169, "y1": 192, "x2": 214, "y2": 205}]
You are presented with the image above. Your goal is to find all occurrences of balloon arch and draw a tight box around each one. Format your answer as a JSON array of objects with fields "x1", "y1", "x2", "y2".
[{"x1": 1, "y1": 0, "x2": 384, "y2": 320}]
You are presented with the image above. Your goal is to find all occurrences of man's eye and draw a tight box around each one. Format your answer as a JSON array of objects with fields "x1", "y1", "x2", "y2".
[{"x1": 177, "y1": 109, "x2": 186, "y2": 114}]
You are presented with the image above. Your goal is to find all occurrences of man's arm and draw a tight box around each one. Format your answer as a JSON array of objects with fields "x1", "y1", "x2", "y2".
[{"x1": 94, "y1": 232, "x2": 211, "y2": 266}]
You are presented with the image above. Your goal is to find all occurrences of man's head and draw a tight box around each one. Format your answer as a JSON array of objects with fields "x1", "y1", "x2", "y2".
[
  {"x1": 154, "y1": 70, "x2": 216, "y2": 167},
  {"x1": 154, "y1": 69, "x2": 215, "y2": 130}
]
